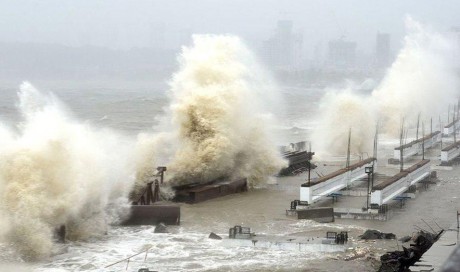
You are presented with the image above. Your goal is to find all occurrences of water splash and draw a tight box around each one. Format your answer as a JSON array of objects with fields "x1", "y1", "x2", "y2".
[
  {"x1": 313, "y1": 17, "x2": 460, "y2": 156},
  {"x1": 136, "y1": 35, "x2": 286, "y2": 189},
  {"x1": 0, "y1": 83, "x2": 134, "y2": 260}
]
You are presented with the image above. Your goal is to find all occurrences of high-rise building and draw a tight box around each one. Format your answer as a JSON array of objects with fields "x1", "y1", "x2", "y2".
[
  {"x1": 375, "y1": 32, "x2": 391, "y2": 68},
  {"x1": 327, "y1": 38, "x2": 356, "y2": 69},
  {"x1": 450, "y1": 27, "x2": 460, "y2": 69},
  {"x1": 261, "y1": 20, "x2": 303, "y2": 70}
]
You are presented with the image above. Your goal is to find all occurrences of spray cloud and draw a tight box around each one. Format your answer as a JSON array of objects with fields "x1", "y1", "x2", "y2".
[
  {"x1": 0, "y1": 83, "x2": 134, "y2": 260},
  {"x1": 312, "y1": 17, "x2": 460, "y2": 157},
  {"x1": 137, "y1": 35, "x2": 285, "y2": 189}
]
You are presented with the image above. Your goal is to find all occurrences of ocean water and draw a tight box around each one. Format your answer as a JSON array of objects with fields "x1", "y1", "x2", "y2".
[{"x1": 0, "y1": 84, "x2": 459, "y2": 272}]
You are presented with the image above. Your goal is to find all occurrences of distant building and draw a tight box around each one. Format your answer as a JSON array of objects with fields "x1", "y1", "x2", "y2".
[
  {"x1": 450, "y1": 27, "x2": 460, "y2": 69},
  {"x1": 375, "y1": 32, "x2": 391, "y2": 68},
  {"x1": 327, "y1": 38, "x2": 356, "y2": 69},
  {"x1": 261, "y1": 20, "x2": 303, "y2": 70}
]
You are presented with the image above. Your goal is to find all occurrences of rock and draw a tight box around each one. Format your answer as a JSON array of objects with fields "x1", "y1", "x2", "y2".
[
  {"x1": 80, "y1": 263, "x2": 97, "y2": 270},
  {"x1": 398, "y1": 236, "x2": 411, "y2": 243},
  {"x1": 378, "y1": 230, "x2": 443, "y2": 272},
  {"x1": 359, "y1": 229, "x2": 396, "y2": 240},
  {"x1": 154, "y1": 223, "x2": 168, "y2": 233},
  {"x1": 208, "y1": 232, "x2": 222, "y2": 240}
]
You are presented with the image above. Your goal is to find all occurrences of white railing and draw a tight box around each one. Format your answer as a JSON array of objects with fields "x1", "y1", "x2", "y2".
[
  {"x1": 371, "y1": 160, "x2": 430, "y2": 206},
  {"x1": 443, "y1": 120, "x2": 460, "y2": 137},
  {"x1": 371, "y1": 173, "x2": 409, "y2": 206},
  {"x1": 407, "y1": 163, "x2": 431, "y2": 185},
  {"x1": 300, "y1": 159, "x2": 376, "y2": 204},
  {"x1": 393, "y1": 132, "x2": 440, "y2": 160},
  {"x1": 393, "y1": 144, "x2": 419, "y2": 160},
  {"x1": 441, "y1": 143, "x2": 460, "y2": 164}
]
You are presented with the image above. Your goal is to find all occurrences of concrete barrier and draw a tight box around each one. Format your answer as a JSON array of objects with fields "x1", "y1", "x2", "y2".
[
  {"x1": 297, "y1": 207, "x2": 334, "y2": 223},
  {"x1": 122, "y1": 203, "x2": 180, "y2": 225}
]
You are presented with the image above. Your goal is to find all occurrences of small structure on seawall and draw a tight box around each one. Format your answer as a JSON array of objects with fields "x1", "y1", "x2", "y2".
[
  {"x1": 122, "y1": 167, "x2": 180, "y2": 226},
  {"x1": 278, "y1": 141, "x2": 316, "y2": 176},
  {"x1": 172, "y1": 178, "x2": 248, "y2": 204}
]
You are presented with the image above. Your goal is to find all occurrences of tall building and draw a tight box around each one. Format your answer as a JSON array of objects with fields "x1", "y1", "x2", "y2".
[
  {"x1": 261, "y1": 20, "x2": 303, "y2": 70},
  {"x1": 450, "y1": 27, "x2": 460, "y2": 69},
  {"x1": 375, "y1": 32, "x2": 391, "y2": 68},
  {"x1": 327, "y1": 38, "x2": 356, "y2": 69}
]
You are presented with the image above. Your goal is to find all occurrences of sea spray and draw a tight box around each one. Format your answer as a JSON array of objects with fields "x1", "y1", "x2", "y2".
[
  {"x1": 372, "y1": 17, "x2": 460, "y2": 135},
  {"x1": 0, "y1": 83, "x2": 134, "y2": 260},
  {"x1": 136, "y1": 35, "x2": 286, "y2": 189},
  {"x1": 312, "y1": 89, "x2": 376, "y2": 159},
  {"x1": 312, "y1": 17, "x2": 460, "y2": 156}
]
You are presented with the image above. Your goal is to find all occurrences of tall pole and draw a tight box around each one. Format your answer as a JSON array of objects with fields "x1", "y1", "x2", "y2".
[
  {"x1": 366, "y1": 172, "x2": 370, "y2": 210},
  {"x1": 416, "y1": 113, "x2": 420, "y2": 140},
  {"x1": 308, "y1": 142, "x2": 311, "y2": 187},
  {"x1": 346, "y1": 128, "x2": 351, "y2": 168},
  {"x1": 431, "y1": 117, "x2": 433, "y2": 135},
  {"x1": 400, "y1": 118, "x2": 404, "y2": 172},
  {"x1": 448, "y1": 104, "x2": 451, "y2": 124},
  {"x1": 422, "y1": 122, "x2": 425, "y2": 160},
  {"x1": 455, "y1": 105, "x2": 457, "y2": 143},
  {"x1": 373, "y1": 123, "x2": 378, "y2": 161}
]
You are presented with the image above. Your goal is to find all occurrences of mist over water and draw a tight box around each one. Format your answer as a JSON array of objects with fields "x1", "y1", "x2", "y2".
[
  {"x1": 0, "y1": 35, "x2": 288, "y2": 261},
  {"x1": 312, "y1": 17, "x2": 460, "y2": 157},
  {"x1": 136, "y1": 35, "x2": 286, "y2": 189},
  {"x1": 0, "y1": 83, "x2": 135, "y2": 260}
]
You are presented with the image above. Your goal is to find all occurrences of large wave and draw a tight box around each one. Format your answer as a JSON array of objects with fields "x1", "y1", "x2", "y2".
[
  {"x1": 136, "y1": 35, "x2": 286, "y2": 189},
  {"x1": 0, "y1": 83, "x2": 134, "y2": 260},
  {"x1": 312, "y1": 17, "x2": 460, "y2": 157}
]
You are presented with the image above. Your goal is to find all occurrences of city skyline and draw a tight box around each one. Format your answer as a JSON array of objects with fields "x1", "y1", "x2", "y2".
[{"x1": 1, "y1": 0, "x2": 459, "y2": 55}]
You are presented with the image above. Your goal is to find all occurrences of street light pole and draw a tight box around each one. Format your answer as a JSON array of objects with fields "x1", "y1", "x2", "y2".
[{"x1": 365, "y1": 166, "x2": 373, "y2": 210}]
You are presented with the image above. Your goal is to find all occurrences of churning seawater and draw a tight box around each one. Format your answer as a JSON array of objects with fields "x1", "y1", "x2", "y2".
[{"x1": 1, "y1": 84, "x2": 459, "y2": 272}]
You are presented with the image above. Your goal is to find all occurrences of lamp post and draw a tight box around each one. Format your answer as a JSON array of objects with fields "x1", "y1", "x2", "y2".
[
  {"x1": 157, "y1": 166, "x2": 167, "y2": 184},
  {"x1": 365, "y1": 166, "x2": 374, "y2": 210}
]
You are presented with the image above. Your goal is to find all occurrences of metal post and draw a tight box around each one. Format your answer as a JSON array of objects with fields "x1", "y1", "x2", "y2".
[
  {"x1": 457, "y1": 211, "x2": 459, "y2": 230},
  {"x1": 431, "y1": 117, "x2": 433, "y2": 135},
  {"x1": 365, "y1": 166, "x2": 373, "y2": 210},
  {"x1": 346, "y1": 128, "x2": 351, "y2": 169},
  {"x1": 400, "y1": 119, "x2": 404, "y2": 172},
  {"x1": 422, "y1": 122, "x2": 425, "y2": 160},
  {"x1": 416, "y1": 113, "x2": 420, "y2": 140},
  {"x1": 371, "y1": 167, "x2": 375, "y2": 190},
  {"x1": 308, "y1": 142, "x2": 311, "y2": 187},
  {"x1": 366, "y1": 172, "x2": 370, "y2": 210},
  {"x1": 448, "y1": 104, "x2": 451, "y2": 124},
  {"x1": 157, "y1": 166, "x2": 167, "y2": 184}
]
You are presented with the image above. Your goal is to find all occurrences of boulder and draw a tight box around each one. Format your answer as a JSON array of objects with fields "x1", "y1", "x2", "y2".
[
  {"x1": 154, "y1": 223, "x2": 168, "y2": 233},
  {"x1": 359, "y1": 229, "x2": 396, "y2": 240},
  {"x1": 398, "y1": 236, "x2": 411, "y2": 243},
  {"x1": 209, "y1": 232, "x2": 222, "y2": 240}
]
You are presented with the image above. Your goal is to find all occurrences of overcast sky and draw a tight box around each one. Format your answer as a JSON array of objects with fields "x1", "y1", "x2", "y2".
[{"x1": 1, "y1": 0, "x2": 459, "y2": 55}]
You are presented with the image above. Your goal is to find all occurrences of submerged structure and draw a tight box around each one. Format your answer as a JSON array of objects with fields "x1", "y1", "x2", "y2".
[
  {"x1": 223, "y1": 225, "x2": 349, "y2": 253},
  {"x1": 279, "y1": 141, "x2": 315, "y2": 176},
  {"x1": 173, "y1": 178, "x2": 248, "y2": 203},
  {"x1": 123, "y1": 167, "x2": 180, "y2": 225}
]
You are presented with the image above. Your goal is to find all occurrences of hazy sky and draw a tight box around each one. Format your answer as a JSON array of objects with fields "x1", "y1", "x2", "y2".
[{"x1": 1, "y1": 0, "x2": 459, "y2": 55}]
